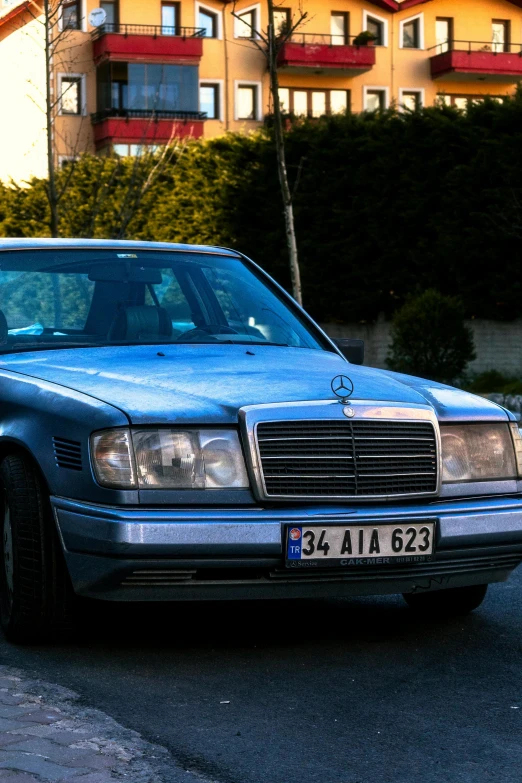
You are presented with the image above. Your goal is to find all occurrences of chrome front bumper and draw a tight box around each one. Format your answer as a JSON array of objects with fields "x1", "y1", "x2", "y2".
[{"x1": 52, "y1": 495, "x2": 522, "y2": 600}]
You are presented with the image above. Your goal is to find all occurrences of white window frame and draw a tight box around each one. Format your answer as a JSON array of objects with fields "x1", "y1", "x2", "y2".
[
  {"x1": 233, "y1": 3, "x2": 261, "y2": 39},
  {"x1": 200, "y1": 79, "x2": 224, "y2": 120},
  {"x1": 398, "y1": 87, "x2": 425, "y2": 111},
  {"x1": 58, "y1": 0, "x2": 87, "y2": 32},
  {"x1": 57, "y1": 73, "x2": 87, "y2": 116},
  {"x1": 195, "y1": 1, "x2": 223, "y2": 39},
  {"x1": 363, "y1": 85, "x2": 390, "y2": 111},
  {"x1": 399, "y1": 13, "x2": 425, "y2": 50},
  {"x1": 362, "y1": 9, "x2": 388, "y2": 47},
  {"x1": 234, "y1": 80, "x2": 262, "y2": 121},
  {"x1": 58, "y1": 155, "x2": 78, "y2": 167}
]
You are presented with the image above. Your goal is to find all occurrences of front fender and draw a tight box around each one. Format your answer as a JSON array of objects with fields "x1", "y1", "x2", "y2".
[{"x1": 0, "y1": 369, "x2": 139, "y2": 504}]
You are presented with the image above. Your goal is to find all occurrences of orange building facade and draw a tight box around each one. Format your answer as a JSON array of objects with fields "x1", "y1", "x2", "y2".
[{"x1": 1, "y1": 0, "x2": 522, "y2": 180}]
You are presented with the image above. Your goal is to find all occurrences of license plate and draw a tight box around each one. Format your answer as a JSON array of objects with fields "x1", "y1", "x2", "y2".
[{"x1": 285, "y1": 522, "x2": 436, "y2": 568}]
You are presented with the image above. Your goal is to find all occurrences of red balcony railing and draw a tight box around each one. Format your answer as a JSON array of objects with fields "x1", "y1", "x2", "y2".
[
  {"x1": 277, "y1": 33, "x2": 376, "y2": 74},
  {"x1": 91, "y1": 109, "x2": 206, "y2": 149},
  {"x1": 92, "y1": 23, "x2": 205, "y2": 64},
  {"x1": 429, "y1": 39, "x2": 522, "y2": 82}
]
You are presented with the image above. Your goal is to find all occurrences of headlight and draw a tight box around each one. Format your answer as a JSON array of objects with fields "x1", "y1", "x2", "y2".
[
  {"x1": 441, "y1": 423, "x2": 517, "y2": 483},
  {"x1": 91, "y1": 428, "x2": 249, "y2": 490},
  {"x1": 91, "y1": 429, "x2": 137, "y2": 488}
]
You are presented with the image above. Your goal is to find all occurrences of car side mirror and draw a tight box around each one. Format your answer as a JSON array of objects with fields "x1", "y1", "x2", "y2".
[{"x1": 333, "y1": 338, "x2": 365, "y2": 365}]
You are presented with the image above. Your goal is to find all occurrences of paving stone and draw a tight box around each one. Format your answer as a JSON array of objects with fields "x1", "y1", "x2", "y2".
[
  {"x1": 0, "y1": 706, "x2": 37, "y2": 719},
  {"x1": 0, "y1": 717, "x2": 27, "y2": 731},
  {"x1": 0, "y1": 694, "x2": 26, "y2": 706},
  {"x1": 68, "y1": 753, "x2": 117, "y2": 771},
  {"x1": 0, "y1": 772, "x2": 42, "y2": 782},
  {"x1": 0, "y1": 666, "x2": 168, "y2": 783},
  {"x1": 0, "y1": 731, "x2": 28, "y2": 747},
  {"x1": 6, "y1": 736, "x2": 96, "y2": 765},
  {"x1": 0, "y1": 679, "x2": 22, "y2": 689},
  {"x1": 0, "y1": 749, "x2": 90, "y2": 780},
  {"x1": 15, "y1": 709, "x2": 63, "y2": 725},
  {"x1": 7, "y1": 724, "x2": 95, "y2": 743}
]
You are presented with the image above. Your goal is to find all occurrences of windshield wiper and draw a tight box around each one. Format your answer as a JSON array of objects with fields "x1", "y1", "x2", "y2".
[
  {"x1": 175, "y1": 339, "x2": 290, "y2": 347},
  {"x1": 0, "y1": 342, "x2": 108, "y2": 355},
  {"x1": 0, "y1": 339, "x2": 294, "y2": 355}
]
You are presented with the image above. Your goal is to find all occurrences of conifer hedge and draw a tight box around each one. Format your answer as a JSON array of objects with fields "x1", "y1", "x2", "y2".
[{"x1": 2, "y1": 94, "x2": 522, "y2": 324}]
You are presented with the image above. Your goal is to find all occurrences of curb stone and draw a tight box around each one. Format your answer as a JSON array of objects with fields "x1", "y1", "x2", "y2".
[{"x1": 0, "y1": 665, "x2": 180, "y2": 783}]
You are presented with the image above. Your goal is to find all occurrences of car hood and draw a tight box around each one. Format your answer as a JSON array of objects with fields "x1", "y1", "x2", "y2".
[{"x1": 0, "y1": 345, "x2": 508, "y2": 425}]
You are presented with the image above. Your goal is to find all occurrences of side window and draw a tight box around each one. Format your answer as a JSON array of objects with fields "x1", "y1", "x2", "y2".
[
  {"x1": 62, "y1": 0, "x2": 81, "y2": 30},
  {"x1": 0, "y1": 273, "x2": 94, "y2": 332},
  {"x1": 366, "y1": 16, "x2": 384, "y2": 46},
  {"x1": 59, "y1": 75, "x2": 84, "y2": 115},
  {"x1": 235, "y1": 8, "x2": 258, "y2": 39},
  {"x1": 401, "y1": 15, "x2": 423, "y2": 49},
  {"x1": 200, "y1": 266, "x2": 306, "y2": 347},
  {"x1": 145, "y1": 271, "x2": 196, "y2": 331},
  {"x1": 198, "y1": 7, "x2": 219, "y2": 37}
]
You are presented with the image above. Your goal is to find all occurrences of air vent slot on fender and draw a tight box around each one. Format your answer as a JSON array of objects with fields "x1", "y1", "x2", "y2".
[{"x1": 53, "y1": 437, "x2": 82, "y2": 471}]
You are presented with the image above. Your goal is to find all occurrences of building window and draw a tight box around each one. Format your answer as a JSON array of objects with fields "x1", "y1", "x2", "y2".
[
  {"x1": 235, "y1": 6, "x2": 258, "y2": 39},
  {"x1": 492, "y1": 20, "x2": 510, "y2": 53},
  {"x1": 113, "y1": 144, "x2": 160, "y2": 157},
  {"x1": 363, "y1": 13, "x2": 386, "y2": 46},
  {"x1": 278, "y1": 87, "x2": 350, "y2": 117},
  {"x1": 200, "y1": 83, "x2": 220, "y2": 119},
  {"x1": 435, "y1": 17, "x2": 453, "y2": 54},
  {"x1": 273, "y1": 8, "x2": 290, "y2": 37},
  {"x1": 198, "y1": 7, "x2": 218, "y2": 37},
  {"x1": 100, "y1": 0, "x2": 119, "y2": 27},
  {"x1": 59, "y1": 75, "x2": 84, "y2": 115},
  {"x1": 438, "y1": 93, "x2": 504, "y2": 109},
  {"x1": 399, "y1": 89, "x2": 424, "y2": 111},
  {"x1": 364, "y1": 88, "x2": 387, "y2": 112},
  {"x1": 59, "y1": 156, "x2": 78, "y2": 168},
  {"x1": 96, "y1": 63, "x2": 199, "y2": 114},
  {"x1": 62, "y1": 0, "x2": 81, "y2": 30},
  {"x1": 331, "y1": 12, "x2": 349, "y2": 45},
  {"x1": 161, "y1": 2, "x2": 180, "y2": 35},
  {"x1": 236, "y1": 84, "x2": 259, "y2": 119},
  {"x1": 401, "y1": 17, "x2": 422, "y2": 49}
]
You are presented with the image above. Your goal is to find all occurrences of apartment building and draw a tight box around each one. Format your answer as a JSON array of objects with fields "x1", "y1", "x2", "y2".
[{"x1": 1, "y1": 0, "x2": 522, "y2": 182}]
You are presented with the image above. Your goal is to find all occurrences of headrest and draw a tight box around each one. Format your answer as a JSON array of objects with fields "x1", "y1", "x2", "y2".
[{"x1": 109, "y1": 306, "x2": 173, "y2": 341}]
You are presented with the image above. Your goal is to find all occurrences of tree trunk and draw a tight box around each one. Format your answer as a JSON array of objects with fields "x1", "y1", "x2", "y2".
[
  {"x1": 44, "y1": 0, "x2": 59, "y2": 237},
  {"x1": 267, "y1": 0, "x2": 302, "y2": 306}
]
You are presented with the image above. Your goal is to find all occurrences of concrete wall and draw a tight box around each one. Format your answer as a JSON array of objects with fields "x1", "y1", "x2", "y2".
[{"x1": 321, "y1": 317, "x2": 522, "y2": 377}]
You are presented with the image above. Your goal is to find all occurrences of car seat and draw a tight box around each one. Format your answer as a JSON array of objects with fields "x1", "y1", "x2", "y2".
[{"x1": 108, "y1": 305, "x2": 173, "y2": 342}]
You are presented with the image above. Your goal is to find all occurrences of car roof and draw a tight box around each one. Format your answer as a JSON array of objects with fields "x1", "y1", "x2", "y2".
[{"x1": 0, "y1": 238, "x2": 241, "y2": 257}]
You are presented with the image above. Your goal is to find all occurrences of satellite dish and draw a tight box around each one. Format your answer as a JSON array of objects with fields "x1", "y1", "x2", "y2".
[{"x1": 89, "y1": 8, "x2": 107, "y2": 27}]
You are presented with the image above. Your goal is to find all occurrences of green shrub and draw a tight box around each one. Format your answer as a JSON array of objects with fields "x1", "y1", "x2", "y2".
[
  {"x1": 387, "y1": 289, "x2": 476, "y2": 384},
  {"x1": 466, "y1": 370, "x2": 522, "y2": 395}
]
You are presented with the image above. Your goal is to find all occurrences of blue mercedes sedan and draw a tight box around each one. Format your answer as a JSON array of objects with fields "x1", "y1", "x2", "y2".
[{"x1": 0, "y1": 238, "x2": 520, "y2": 642}]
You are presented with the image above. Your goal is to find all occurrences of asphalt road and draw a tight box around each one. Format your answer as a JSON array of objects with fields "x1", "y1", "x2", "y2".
[{"x1": 1, "y1": 573, "x2": 522, "y2": 783}]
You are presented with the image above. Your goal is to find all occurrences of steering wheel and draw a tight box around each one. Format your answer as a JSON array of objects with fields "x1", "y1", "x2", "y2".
[{"x1": 176, "y1": 324, "x2": 240, "y2": 342}]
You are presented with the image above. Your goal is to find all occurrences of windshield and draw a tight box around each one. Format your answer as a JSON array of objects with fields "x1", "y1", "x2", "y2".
[{"x1": 0, "y1": 249, "x2": 327, "y2": 353}]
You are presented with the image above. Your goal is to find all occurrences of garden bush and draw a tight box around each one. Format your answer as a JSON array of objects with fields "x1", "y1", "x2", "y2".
[{"x1": 386, "y1": 289, "x2": 476, "y2": 384}]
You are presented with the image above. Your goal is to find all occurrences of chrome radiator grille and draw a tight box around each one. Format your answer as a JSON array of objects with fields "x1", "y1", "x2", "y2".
[{"x1": 256, "y1": 420, "x2": 438, "y2": 498}]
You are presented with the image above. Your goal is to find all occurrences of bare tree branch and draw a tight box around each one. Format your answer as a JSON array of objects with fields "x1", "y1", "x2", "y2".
[{"x1": 230, "y1": 0, "x2": 306, "y2": 304}]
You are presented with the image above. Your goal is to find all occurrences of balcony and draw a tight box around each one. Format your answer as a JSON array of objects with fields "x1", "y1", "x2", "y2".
[
  {"x1": 91, "y1": 109, "x2": 206, "y2": 149},
  {"x1": 92, "y1": 23, "x2": 204, "y2": 65},
  {"x1": 429, "y1": 40, "x2": 522, "y2": 82},
  {"x1": 277, "y1": 34, "x2": 376, "y2": 75}
]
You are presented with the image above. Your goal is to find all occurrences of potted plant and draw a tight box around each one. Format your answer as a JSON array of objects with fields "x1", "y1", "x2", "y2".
[{"x1": 353, "y1": 30, "x2": 377, "y2": 46}]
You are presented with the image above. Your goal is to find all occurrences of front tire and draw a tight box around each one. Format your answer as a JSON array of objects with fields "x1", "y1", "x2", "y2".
[
  {"x1": 0, "y1": 453, "x2": 76, "y2": 643},
  {"x1": 402, "y1": 584, "x2": 488, "y2": 617}
]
